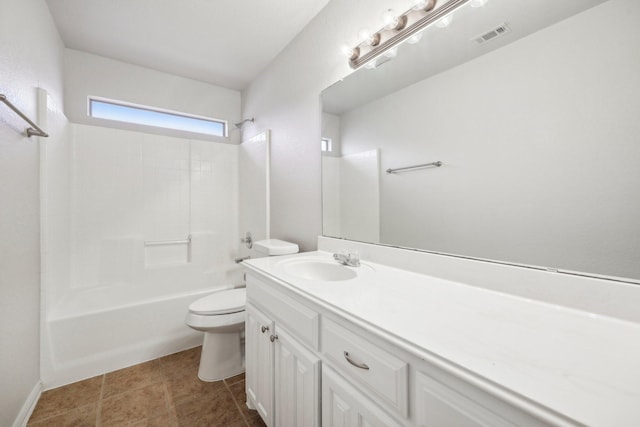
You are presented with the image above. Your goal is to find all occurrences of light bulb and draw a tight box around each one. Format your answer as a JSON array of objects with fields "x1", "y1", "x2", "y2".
[
  {"x1": 382, "y1": 9, "x2": 406, "y2": 31},
  {"x1": 384, "y1": 47, "x2": 398, "y2": 59},
  {"x1": 382, "y1": 9, "x2": 398, "y2": 29},
  {"x1": 470, "y1": 0, "x2": 488, "y2": 7},
  {"x1": 364, "y1": 60, "x2": 378, "y2": 70},
  {"x1": 357, "y1": 28, "x2": 380, "y2": 46},
  {"x1": 435, "y1": 14, "x2": 453, "y2": 28},
  {"x1": 340, "y1": 44, "x2": 359, "y2": 60},
  {"x1": 409, "y1": 0, "x2": 436, "y2": 11},
  {"x1": 407, "y1": 32, "x2": 423, "y2": 44},
  {"x1": 358, "y1": 28, "x2": 372, "y2": 43}
]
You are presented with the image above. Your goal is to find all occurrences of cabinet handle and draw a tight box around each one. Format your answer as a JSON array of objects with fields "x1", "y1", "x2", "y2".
[
  {"x1": 344, "y1": 351, "x2": 370, "y2": 370},
  {"x1": 261, "y1": 325, "x2": 269, "y2": 333},
  {"x1": 270, "y1": 334, "x2": 278, "y2": 343}
]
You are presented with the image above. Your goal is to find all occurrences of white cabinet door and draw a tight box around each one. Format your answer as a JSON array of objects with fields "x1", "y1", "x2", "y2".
[
  {"x1": 415, "y1": 370, "x2": 546, "y2": 427},
  {"x1": 322, "y1": 366, "x2": 404, "y2": 427},
  {"x1": 274, "y1": 327, "x2": 321, "y2": 427},
  {"x1": 246, "y1": 303, "x2": 275, "y2": 426}
]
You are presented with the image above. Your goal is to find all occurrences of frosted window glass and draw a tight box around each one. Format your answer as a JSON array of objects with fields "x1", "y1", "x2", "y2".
[{"x1": 89, "y1": 98, "x2": 226, "y2": 136}]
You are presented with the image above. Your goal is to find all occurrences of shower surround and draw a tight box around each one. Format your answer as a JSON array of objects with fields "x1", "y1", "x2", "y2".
[{"x1": 42, "y1": 123, "x2": 241, "y2": 388}]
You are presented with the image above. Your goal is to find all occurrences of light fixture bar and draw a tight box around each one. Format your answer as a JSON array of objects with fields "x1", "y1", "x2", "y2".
[{"x1": 349, "y1": 0, "x2": 470, "y2": 69}]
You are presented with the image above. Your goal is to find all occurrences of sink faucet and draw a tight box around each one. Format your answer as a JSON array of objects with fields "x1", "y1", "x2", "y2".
[{"x1": 333, "y1": 252, "x2": 360, "y2": 267}]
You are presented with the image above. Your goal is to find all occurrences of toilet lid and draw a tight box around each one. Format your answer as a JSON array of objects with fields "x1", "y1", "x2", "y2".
[{"x1": 189, "y1": 288, "x2": 246, "y2": 315}]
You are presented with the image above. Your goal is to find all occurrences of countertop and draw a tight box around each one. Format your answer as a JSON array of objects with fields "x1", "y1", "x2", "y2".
[{"x1": 243, "y1": 251, "x2": 640, "y2": 426}]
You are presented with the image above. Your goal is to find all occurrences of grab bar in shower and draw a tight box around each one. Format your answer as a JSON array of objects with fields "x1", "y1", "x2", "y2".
[
  {"x1": 0, "y1": 93, "x2": 49, "y2": 138},
  {"x1": 144, "y1": 235, "x2": 191, "y2": 246},
  {"x1": 386, "y1": 161, "x2": 442, "y2": 174}
]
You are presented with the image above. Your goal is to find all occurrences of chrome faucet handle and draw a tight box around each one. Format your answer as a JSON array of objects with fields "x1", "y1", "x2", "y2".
[
  {"x1": 347, "y1": 253, "x2": 361, "y2": 267},
  {"x1": 333, "y1": 251, "x2": 360, "y2": 267},
  {"x1": 241, "y1": 231, "x2": 252, "y2": 249}
]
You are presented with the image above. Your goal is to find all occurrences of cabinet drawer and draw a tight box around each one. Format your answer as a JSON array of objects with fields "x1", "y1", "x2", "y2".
[
  {"x1": 247, "y1": 274, "x2": 319, "y2": 350},
  {"x1": 321, "y1": 317, "x2": 409, "y2": 418}
]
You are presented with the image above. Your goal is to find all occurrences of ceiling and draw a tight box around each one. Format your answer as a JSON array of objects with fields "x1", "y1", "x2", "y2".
[{"x1": 45, "y1": 0, "x2": 331, "y2": 90}]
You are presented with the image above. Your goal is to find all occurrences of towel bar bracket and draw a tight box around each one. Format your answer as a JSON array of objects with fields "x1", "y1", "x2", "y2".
[{"x1": 0, "y1": 93, "x2": 49, "y2": 138}]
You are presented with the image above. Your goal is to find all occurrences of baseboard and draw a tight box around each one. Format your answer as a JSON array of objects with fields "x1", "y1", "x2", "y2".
[{"x1": 13, "y1": 381, "x2": 42, "y2": 427}]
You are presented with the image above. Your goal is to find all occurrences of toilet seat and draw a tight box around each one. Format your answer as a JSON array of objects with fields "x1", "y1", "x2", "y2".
[
  {"x1": 189, "y1": 288, "x2": 246, "y2": 315},
  {"x1": 185, "y1": 310, "x2": 245, "y2": 332}
]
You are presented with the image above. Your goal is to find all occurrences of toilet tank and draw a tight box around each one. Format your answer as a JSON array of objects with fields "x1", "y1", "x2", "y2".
[{"x1": 253, "y1": 239, "x2": 299, "y2": 257}]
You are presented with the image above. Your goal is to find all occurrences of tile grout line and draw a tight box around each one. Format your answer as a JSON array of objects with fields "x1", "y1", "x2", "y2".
[
  {"x1": 95, "y1": 374, "x2": 106, "y2": 427},
  {"x1": 223, "y1": 379, "x2": 251, "y2": 426},
  {"x1": 158, "y1": 359, "x2": 179, "y2": 427}
]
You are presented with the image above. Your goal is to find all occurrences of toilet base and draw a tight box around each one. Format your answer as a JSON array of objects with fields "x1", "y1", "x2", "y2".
[{"x1": 198, "y1": 330, "x2": 245, "y2": 382}]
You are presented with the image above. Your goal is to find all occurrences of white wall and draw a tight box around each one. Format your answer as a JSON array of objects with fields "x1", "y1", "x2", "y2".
[
  {"x1": 339, "y1": 150, "x2": 380, "y2": 243},
  {"x1": 337, "y1": 0, "x2": 640, "y2": 279},
  {"x1": 321, "y1": 112, "x2": 341, "y2": 157},
  {"x1": 322, "y1": 156, "x2": 341, "y2": 237},
  {"x1": 239, "y1": 131, "x2": 271, "y2": 262},
  {"x1": 64, "y1": 49, "x2": 243, "y2": 144},
  {"x1": 322, "y1": 149, "x2": 380, "y2": 243},
  {"x1": 0, "y1": 0, "x2": 66, "y2": 425},
  {"x1": 242, "y1": 0, "x2": 410, "y2": 251}
]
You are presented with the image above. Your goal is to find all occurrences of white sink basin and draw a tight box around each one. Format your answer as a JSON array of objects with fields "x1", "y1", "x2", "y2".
[{"x1": 280, "y1": 259, "x2": 357, "y2": 282}]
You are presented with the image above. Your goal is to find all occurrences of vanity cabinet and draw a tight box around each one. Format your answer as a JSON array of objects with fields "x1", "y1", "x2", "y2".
[
  {"x1": 274, "y1": 327, "x2": 321, "y2": 427},
  {"x1": 321, "y1": 317, "x2": 408, "y2": 419},
  {"x1": 246, "y1": 275, "x2": 321, "y2": 427},
  {"x1": 245, "y1": 267, "x2": 574, "y2": 427},
  {"x1": 322, "y1": 365, "x2": 403, "y2": 427},
  {"x1": 413, "y1": 369, "x2": 547, "y2": 427},
  {"x1": 246, "y1": 303, "x2": 275, "y2": 425}
]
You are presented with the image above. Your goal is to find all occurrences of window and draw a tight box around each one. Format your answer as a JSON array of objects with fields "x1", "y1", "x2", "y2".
[
  {"x1": 88, "y1": 97, "x2": 227, "y2": 137},
  {"x1": 321, "y1": 137, "x2": 333, "y2": 152}
]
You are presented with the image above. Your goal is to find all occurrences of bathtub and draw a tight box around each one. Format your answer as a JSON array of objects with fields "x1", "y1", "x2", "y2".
[{"x1": 42, "y1": 283, "x2": 236, "y2": 389}]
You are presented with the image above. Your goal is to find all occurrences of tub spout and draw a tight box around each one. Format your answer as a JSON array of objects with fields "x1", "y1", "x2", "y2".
[{"x1": 235, "y1": 255, "x2": 251, "y2": 264}]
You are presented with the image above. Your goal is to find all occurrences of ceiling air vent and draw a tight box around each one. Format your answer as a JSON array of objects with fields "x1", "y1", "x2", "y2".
[{"x1": 473, "y1": 23, "x2": 511, "y2": 44}]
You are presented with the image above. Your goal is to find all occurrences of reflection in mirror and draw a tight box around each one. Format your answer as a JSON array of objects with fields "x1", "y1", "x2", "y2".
[{"x1": 321, "y1": 0, "x2": 640, "y2": 283}]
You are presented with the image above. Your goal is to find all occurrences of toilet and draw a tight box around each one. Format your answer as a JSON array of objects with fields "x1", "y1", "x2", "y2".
[{"x1": 185, "y1": 239, "x2": 299, "y2": 381}]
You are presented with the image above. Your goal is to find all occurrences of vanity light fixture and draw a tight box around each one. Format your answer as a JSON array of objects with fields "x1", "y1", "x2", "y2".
[
  {"x1": 346, "y1": 0, "x2": 471, "y2": 69},
  {"x1": 358, "y1": 28, "x2": 381, "y2": 46},
  {"x1": 410, "y1": 0, "x2": 436, "y2": 11},
  {"x1": 382, "y1": 9, "x2": 407, "y2": 31}
]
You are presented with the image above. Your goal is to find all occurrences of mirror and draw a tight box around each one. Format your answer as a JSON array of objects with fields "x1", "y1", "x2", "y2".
[{"x1": 321, "y1": 0, "x2": 640, "y2": 283}]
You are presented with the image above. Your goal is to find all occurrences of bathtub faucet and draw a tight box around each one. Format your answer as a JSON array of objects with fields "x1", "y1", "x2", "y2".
[{"x1": 235, "y1": 255, "x2": 251, "y2": 264}]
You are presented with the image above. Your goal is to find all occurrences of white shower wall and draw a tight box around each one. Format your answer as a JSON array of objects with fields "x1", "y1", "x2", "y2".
[{"x1": 49, "y1": 124, "x2": 240, "y2": 312}]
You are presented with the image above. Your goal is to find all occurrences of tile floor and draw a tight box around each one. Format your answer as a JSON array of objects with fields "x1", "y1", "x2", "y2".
[{"x1": 27, "y1": 346, "x2": 266, "y2": 427}]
